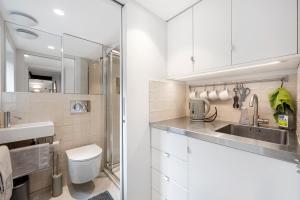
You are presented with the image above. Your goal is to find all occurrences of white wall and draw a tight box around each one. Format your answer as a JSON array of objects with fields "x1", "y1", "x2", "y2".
[
  {"x1": 15, "y1": 49, "x2": 28, "y2": 92},
  {"x1": 123, "y1": 1, "x2": 166, "y2": 200}
]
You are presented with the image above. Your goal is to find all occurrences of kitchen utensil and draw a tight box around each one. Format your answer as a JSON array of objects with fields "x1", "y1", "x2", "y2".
[
  {"x1": 233, "y1": 85, "x2": 239, "y2": 109},
  {"x1": 208, "y1": 86, "x2": 218, "y2": 101},
  {"x1": 199, "y1": 87, "x2": 209, "y2": 99},
  {"x1": 190, "y1": 98, "x2": 211, "y2": 121},
  {"x1": 189, "y1": 89, "x2": 196, "y2": 98},
  {"x1": 219, "y1": 84, "x2": 231, "y2": 101},
  {"x1": 239, "y1": 84, "x2": 250, "y2": 107}
]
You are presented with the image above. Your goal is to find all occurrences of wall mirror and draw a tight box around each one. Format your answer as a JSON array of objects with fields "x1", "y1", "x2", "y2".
[
  {"x1": 63, "y1": 34, "x2": 103, "y2": 95},
  {"x1": 4, "y1": 22, "x2": 62, "y2": 93},
  {"x1": 0, "y1": 0, "x2": 121, "y2": 95}
]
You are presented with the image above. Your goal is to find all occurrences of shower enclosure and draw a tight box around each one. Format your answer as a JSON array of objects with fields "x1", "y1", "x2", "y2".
[{"x1": 105, "y1": 49, "x2": 121, "y2": 183}]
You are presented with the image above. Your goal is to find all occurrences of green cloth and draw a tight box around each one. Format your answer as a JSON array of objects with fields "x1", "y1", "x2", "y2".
[{"x1": 268, "y1": 87, "x2": 295, "y2": 122}]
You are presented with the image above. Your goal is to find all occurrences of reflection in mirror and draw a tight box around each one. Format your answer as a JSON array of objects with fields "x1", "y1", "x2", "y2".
[
  {"x1": 4, "y1": 22, "x2": 62, "y2": 93},
  {"x1": 63, "y1": 34, "x2": 103, "y2": 95}
]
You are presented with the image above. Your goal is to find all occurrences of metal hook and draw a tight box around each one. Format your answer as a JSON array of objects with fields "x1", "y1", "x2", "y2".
[{"x1": 280, "y1": 79, "x2": 284, "y2": 88}]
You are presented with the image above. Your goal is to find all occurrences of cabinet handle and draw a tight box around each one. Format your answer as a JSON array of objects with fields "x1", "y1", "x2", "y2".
[
  {"x1": 231, "y1": 45, "x2": 235, "y2": 52},
  {"x1": 190, "y1": 56, "x2": 195, "y2": 63},
  {"x1": 187, "y1": 146, "x2": 191, "y2": 154},
  {"x1": 294, "y1": 159, "x2": 300, "y2": 164},
  {"x1": 163, "y1": 176, "x2": 170, "y2": 182},
  {"x1": 163, "y1": 152, "x2": 170, "y2": 157}
]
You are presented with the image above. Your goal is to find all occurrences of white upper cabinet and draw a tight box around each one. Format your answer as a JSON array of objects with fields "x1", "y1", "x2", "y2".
[
  {"x1": 232, "y1": 0, "x2": 297, "y2": 65},
  {"x1": 193, "y1": 0, "x2": 231, "y2": 72},
  {"x1": 167, "y1": 8, "x2": 193, "y2": 78}
]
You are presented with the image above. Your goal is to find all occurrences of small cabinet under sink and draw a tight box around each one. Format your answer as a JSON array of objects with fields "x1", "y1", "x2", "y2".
[
  {"x1": 215, "y1": 124, "x2": 289, "y2": 145},
  {"x1": 188, "y1": 137, "x2": 300, "y2": 200}
]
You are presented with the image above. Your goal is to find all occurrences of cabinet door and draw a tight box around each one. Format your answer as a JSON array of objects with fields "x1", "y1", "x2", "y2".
[
  {"x1": 232, "y1": 0, "x2": 297, "y2": 64},
  {"x1": 188, "y1": 138, "x2": 300, "y2": 200},
  {"x1": 167, "y1": 8, "x2": 193, "y2": 78},
  {"x1": 193, "y1": 0, "x2": 231, "y2": 72}
]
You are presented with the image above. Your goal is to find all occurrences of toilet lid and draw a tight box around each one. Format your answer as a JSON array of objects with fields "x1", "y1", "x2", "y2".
[{"x1": 66, "y1": 144, "x2": 102, "y2": 162}]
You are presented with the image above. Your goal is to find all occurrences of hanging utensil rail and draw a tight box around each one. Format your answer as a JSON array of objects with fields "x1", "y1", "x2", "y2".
[{"x1": 189, "y1": 76, "x2": 288, "y2": 89}]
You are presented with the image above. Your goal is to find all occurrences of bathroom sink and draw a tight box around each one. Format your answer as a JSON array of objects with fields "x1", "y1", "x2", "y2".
[
  {"x1": 215, "y1": 124, "x2": 289, "y2": 145},
  {"x1": 0, "y1": 121, "x2": 54, "y2": 144}
]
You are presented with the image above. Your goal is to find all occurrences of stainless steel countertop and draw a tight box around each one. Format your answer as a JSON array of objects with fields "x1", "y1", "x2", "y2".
[{"x1": 150, "y1": 117, "x2": 300, "y2": 164}]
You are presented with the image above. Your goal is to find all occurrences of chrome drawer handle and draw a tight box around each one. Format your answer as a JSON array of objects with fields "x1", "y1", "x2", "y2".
[
  {"x1": 163, "y1": 152, "x2": 170, "y2": 157},
  {"x1": 163, "y1": 176, "x2": 170, "y2": 182}
]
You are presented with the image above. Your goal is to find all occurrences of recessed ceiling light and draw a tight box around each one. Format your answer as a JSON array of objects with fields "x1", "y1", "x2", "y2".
[
  {"x1": 53, "y1": 9, "x2": 64, "y2": 16},
  {"x1": 48, "y1": 45, "x2": 55, "y2": 50},
  {"x1": 24, "y1": 54, "x2": 29, "y2": 58}
]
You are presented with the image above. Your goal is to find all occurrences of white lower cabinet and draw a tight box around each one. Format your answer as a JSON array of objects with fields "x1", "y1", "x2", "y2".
[
  {"x1": 151, "y1": 128, "x2": 188, "y2": 200},
  {"x1": 152, "y1": 169, "x2": 187, "y2": 200},
  {"x1": 188, "y1": 137, "x2": 300, "y2": 200},
  {"x1": 151, "y1": 128, "x2": 300, "y2": 200},
  {"x1": 152, "y1": 148, "x2": 188, "y2": 188}
]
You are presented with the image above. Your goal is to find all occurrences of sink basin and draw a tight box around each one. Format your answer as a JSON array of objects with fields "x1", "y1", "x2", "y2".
[
  {"x1": 215, "y1": 124, "x2": 289, "y2": 145},
  {"x1": 0, "y1": 121, "x2": 54, "y2": 144}
]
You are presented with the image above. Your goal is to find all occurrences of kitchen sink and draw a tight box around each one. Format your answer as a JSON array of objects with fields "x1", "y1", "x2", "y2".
[{"x1": 215, "y1": 124, "x2": 289, "y2": 145}]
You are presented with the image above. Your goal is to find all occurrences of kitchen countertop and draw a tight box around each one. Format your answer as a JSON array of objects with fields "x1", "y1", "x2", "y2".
[{"x1": 150, "y1": 117, "x2": 300, "y2": 164}]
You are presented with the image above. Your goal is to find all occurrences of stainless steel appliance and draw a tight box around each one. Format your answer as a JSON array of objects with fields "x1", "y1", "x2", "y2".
[{"x1": 190, "y1": 98, "x2": 211, "y2": 121}]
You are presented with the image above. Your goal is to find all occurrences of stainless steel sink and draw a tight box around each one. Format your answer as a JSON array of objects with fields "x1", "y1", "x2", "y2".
[{"x1": 215, "y1": 124, "x2": 289, "y2": 145}]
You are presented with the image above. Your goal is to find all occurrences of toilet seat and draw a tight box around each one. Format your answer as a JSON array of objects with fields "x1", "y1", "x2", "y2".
[
  {"x1": 66, "y1": 144, "x2": 102, "y2": 184},
  {"x1": 66, "y1": 144, "x2": 102, "y2": 162}
]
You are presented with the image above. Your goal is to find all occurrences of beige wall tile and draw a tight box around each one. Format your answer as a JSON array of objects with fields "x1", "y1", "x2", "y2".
[
  {"x1": 1, "y1": 92, "x2": 106, "y2": 192},
  {"x1": 149, "y1": 74, "x2": 297, "y2": 131},
  {"x1": 186, "y1": 74, "x2": 297, "y2": 127},
  {"x1": 149, "y1": 80, "x2": 187, "y2": 122}
]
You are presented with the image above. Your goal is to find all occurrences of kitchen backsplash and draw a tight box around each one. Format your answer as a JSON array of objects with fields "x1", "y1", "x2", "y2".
[
  {"x1": 188, "y1": 74, "x2": 297, "y2": 127},
  {"x1": 1, "y1": 92, "x2": 105, "y2": 196},
  {"x1": 149, "y1": 80, "x2": 187, "y2": 122},
  {"x1": 149, "y1": 74, "x2": 297, "y2": 130}
]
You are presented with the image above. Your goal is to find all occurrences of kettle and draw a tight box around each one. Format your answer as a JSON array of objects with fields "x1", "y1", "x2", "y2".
[{"x1": 190, "y1": 98, "x2": 211, "y2": 121}]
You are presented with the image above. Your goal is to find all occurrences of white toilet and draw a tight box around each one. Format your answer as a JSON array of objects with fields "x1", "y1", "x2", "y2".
[{"x1": 66, "y1": 144, "x2": 102, "y2": 184}]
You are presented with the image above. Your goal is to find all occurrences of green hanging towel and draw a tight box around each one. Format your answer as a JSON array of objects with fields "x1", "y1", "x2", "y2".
[{"x1": 268, "y1": 87, "x2": 295, "y2": 122}]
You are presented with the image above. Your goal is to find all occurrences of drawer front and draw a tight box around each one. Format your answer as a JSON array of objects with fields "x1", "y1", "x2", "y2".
[
  {"x1": 151, "y1": 128, "x2": 169, "y2": 152},
  {"x1": 152, "y1": 189, "x2": 165, "y2": 200},
  {"x1": 152, "y1": 148, "x2": 188, "y2": 188},
  {"x1": 151, "y1": 128, "x2": 187, "y2": 161},
  {"x1": 152, "y1": 169, "x2": 188, "y2": 200}
]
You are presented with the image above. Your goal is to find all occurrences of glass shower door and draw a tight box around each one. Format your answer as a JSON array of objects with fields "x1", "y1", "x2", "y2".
[{"x1": 106, "y1": 50, "x2": 120, "y2": 182}]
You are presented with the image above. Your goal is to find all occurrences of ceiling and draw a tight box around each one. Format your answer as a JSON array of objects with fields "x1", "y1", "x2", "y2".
[
  {"x1": 0, "y1": 0, "x2": 121, "y2": 46},
  {"x1": 25, "y1": 55, "x2": 61, "y2": 73},
  {"x1": 135, "y1": 0, "x2": 200, "y2": 21}
]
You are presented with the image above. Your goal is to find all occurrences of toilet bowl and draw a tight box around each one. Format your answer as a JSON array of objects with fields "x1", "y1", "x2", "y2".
[{"x1": 66, "y1": 144, "x2": 102, "y2": 184}]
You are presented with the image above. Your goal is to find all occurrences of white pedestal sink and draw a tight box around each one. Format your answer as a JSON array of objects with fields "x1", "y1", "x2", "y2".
[{"x1": 0, "y1": 121, "x2": 54, "y2": 144}]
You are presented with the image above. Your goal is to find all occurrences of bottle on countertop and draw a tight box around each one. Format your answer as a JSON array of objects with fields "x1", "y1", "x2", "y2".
[{"x1": 239, "y1": 106, "x2": 249, "y2": 125}]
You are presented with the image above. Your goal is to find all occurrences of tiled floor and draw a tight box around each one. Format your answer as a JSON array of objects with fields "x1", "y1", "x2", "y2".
[{"x1": 31, "y1": 173, "x2": 120, "y2": 200}]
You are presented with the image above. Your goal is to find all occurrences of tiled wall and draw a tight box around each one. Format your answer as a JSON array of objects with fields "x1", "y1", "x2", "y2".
[
  {"x1": 187, "y1": 74, "x2": 297, "y2": 127},
  {"x1": 1, "y1": 92, "x2": 105, "y2": 195},
  {"x1": 149, "y1": 80, "x2": 187, "y2": 122},
  {"x1": 149, "y1": 74, "x2": 297, "y2": 129}
]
